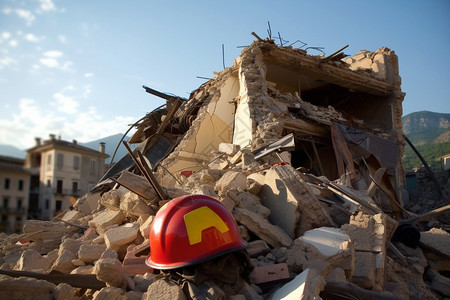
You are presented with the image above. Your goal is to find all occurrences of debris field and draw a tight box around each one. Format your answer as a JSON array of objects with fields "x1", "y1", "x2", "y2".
[{"x1": 1, "y1": 36, "x2": 450, "y2": 300}]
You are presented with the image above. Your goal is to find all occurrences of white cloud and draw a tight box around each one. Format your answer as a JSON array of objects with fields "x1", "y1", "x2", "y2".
[
  {"x1": 39, "y1": 0, "x2": 56, "y2": 12},
  {"x1": 0, "y1": 98, "x2": 136, "y2": 150},
  {"x1": 53, "y1": 92, "x2": 79, "y2": 114},
  {"x1": 8, "y1": 40, "x2": 18, "y2": 47},
  {"x1": 0, "y1": 56, "x2": 17, "y2": 69},
  {"x1": 2, "y1": 8, "x2": 12, "y2": 14},
  {"x1": 40, "y1": 57, "x2": 59, "y2": 68},
  {"x1": 43, "y1": 50, "x2": 63, "y2": 58},
  {"x1": 1, "y1": 32, "x2": 11, "y2": 40},
  {"x1": 84, "y1": 72, "x2": 93, "y2": 78},
  {"x1": 15, "y1": 9, "x2": 35, "y2": 26},
  {"x1": 24, "y1": 33, "x2": 39, "y2": 42}
]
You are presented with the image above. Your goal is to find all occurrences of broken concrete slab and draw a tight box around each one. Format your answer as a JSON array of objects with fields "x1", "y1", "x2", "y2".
[
  {"x1": 269, "y1": 268, "x2": 325, "y2": 300},
  {"x1": 215, "y1": 171, "x2": 247, "y2": 193},
  {"x1": 104, "y1": 223, "x2": 139, "y2": 252},
  {"x1": 233, "y1": 207, "x2": 292, "y2": 248},
  {"x1": 259, "y1": 164, "x2": 333, "y2": 238},
  {"x1": 78, "y1": 244, "x2": 107, "y2": 264},
  {"x1": 119, "y1": 191, "x2": 154, "y2": 217},
  {"x1": 88, "y1": 209, "x2": 126, "y2": 234}
]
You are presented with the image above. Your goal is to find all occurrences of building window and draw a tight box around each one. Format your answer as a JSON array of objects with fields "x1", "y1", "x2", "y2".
[
  {"x1": 90, "y1": 159, "x2": 96, "y2": 175},
  {"x1": 2, "y1": 197, "x2": 9, "y2": 209},
  {"x1": 45, "y1": 199, "x2": 49, "y2": 209},
  {"x1": 73, "y1": 156, "x2": 80, "y2": 170},
  {"x1": 56, "y1": 180, "x2": 63, "y2": 194},
  {"x1": 72, "y1": 182, "x2": 78, "y2": 194},
  {"x1": 47, "y1": 180, "x2": 51, "y2": 187},
  {"x1": 47, "y1": 154, "x2": 52, "y2": 165},
  {"x1": 56, "y1": 153, "x2": 64, "y2": 169},
  {"x1": 55, "y1": 200, "x2": 62, "y2": 212},
  {"x1": 17, "y1": 199, "x2": 22, "y2": 209},
  {"x1": 18, "y1": 180, "x2": 24, "y2": 191},
  {"x1": 4, "y1": 178, "x2": 10, "y2": 190}
]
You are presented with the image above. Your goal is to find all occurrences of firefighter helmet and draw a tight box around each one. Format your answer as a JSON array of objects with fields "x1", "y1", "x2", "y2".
[{"x1": 146, "y1": 194, "x2": 247, "y2": 270}]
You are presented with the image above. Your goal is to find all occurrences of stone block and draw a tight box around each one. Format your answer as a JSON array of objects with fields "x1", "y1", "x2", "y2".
[
  {"x1": 351, "y1": 251, "x2": 375, "y2": 289},
  {"x1": 259, "y1": 164, "x2": 333, "y2": 238},
  {"x1": 249, "y1": 263, "x2": 289, "y2": 284},
  {"x1": 229, "y1": 190, "x2": 270, "y2": 218},
  {"x1": 70, "y1": 265, "x2": 94, "y2": 275},
  {"x1": 219, "y1": 143, "x2": 240, "y2": 155},
  {"x1": 104, "y1": 223, "x2": 139, "y2": 251},
  {"x1": 16, "y1": 248, "x2": 57, "y2": 272},
  {"x1": 93, "y1": 287, "x2": 126, "y2": 300},
  {"x1": 420, "y1": 227, "x2": 450, "y2": 256},
  {"x1": 51, "y1": 248, "x2": 77, "y2": 273},
  {"x1": 233, "y1": 207, "x2": 292, "y2": 248},
  {"x1": 0, "y1": 274, "x2": 56, "y2": 300},
  {"x1": 101, "y1": 189, "x2": 124, "y2": 211},
  {"x1": 139, "y1": 215, "x2": 154, "y2": 239},
  {"x1": 94, "y1": 257, "x2": 124, "y2": 288},
  {"x1": 61, "y1": 209, "x2": 83, "y2": 222},
  {"x1": 120, "y1": 192, "x2": 153, "y2": 217},
  {"x1": 246, "y1": 240, "x2": 270, "y2": 258},
  {"x1": 78, "y1": 244, "x2": 107, "y2": 264},
  {"x1": 53, "y1": 282, "x2": 79, "y2": 300},
  {"x1": 145, "y1": 278, "x2": 187, "y2": 300},
  {"x1": 89, "y1": 209, "x2": 125, "y2": 234},
  {"x1": 75, "y1": 192, "x2": 101, "y2": 215},
  {"x1": 215, "y1": 171, "x2": 247, "y2": 193}
]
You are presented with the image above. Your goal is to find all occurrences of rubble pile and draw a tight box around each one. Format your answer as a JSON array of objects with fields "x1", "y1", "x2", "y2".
[{"x1": 1, "y1": 38, "x2": 450, "y2": 300}]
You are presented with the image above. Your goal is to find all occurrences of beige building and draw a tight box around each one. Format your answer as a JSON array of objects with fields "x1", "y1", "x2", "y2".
[
  {"x1": 0, "y1": 156, "x2": 30, "y2": 233},
  {"x1": 25, "y1": 134, "x2": 109, "y2": 219}
]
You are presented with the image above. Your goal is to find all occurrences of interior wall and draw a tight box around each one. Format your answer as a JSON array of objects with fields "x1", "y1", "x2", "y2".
[{"x1": 167, "y1": 75, "x2": 240, "y2": 176}]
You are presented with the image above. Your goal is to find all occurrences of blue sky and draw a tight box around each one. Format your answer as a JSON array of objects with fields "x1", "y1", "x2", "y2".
[{"x1": 1, "y1": 0, "x2": 449, "y2": 150}]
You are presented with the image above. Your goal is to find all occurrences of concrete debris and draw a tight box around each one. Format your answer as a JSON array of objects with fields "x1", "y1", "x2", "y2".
[{"x1": 1, "y1": 36, "x2": 449, "y2": 299}]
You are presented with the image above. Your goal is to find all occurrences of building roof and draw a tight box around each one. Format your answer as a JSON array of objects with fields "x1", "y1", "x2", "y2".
[
  {"x1": 0, "y1": 155, "x2": 29, "y2": 173},
  {"x1": 27, "y1": 138, "x2": 109, "y2": 158}
]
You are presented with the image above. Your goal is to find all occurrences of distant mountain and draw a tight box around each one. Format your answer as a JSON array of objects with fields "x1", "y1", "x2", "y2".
[
  {"x1": 0, "y1": 144, "x2": 26, "y2": 159},
  {"x1": 79, "y1": 133, "x2": 132, "y2": 164},
  {"x1": 402, "y1": 111, "x2": 450, "y2": 145},
  {"x1": 402, "y1": 111, "x2": 450, "y2": 170}
]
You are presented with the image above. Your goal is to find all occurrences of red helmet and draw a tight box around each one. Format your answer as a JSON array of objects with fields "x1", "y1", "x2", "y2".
[{"x1": 146, "y1": 194, "x2": 247, "y2": 270}]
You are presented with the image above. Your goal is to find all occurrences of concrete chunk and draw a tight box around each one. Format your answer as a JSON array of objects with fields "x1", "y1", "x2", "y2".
[
  {"x1": 104, "y1": 223, "x2": 139, "y2": 251},
  {"x1": 145, "y1": 278, "x2": 187, "y2": 300},
  {"x1": 0, "y1": 274, "x2": 56, "y2": 300},
  {"x1": 215, "y1": 171, "x2": 247, "y2": 193},
  {"x1": 89, "y1": 209, "x2": 126, "y2": 234},
  {"x1": 219, "y1": 143, "x2": 240, "y2": 155},
  {"x1": 94, "y1": 257, "x2": 124, "y2": 288},
  {"x1": 120, "y1": 192, "x2": 154, "y2": 217},
  {"x1": 249, "y1": 263, "x2": 289, "y2": 284},
  {"x1": 78, "y1": 244, "x2": 107, "y2": 264},
  {"x1": 233, "y1": 207, "x2": 292, "y2": 248},
  {"x1": 259, "y1": 164, "x2": 333, "y2": 238}
]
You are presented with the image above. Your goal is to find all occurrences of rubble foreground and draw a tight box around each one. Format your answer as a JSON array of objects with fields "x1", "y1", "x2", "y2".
[{"x1": 1, "y1": 37, "x2": 450, "y2": 299}]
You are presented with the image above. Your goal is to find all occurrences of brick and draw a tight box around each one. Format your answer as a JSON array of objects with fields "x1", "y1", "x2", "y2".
[
  {"x1": 94, "y1": 257, "x2": 124, "y2": 288},
  {"x1": 249, "y1": 263, "x2": 289, "y2": 284},
  {"x1": 145, "y1": 278, "x2": 187, "y2": 300},
  {"x1": 120, "y1": 192, "x2": 153, "y2": 217},
  {"x1": 78, "y1": 244, "x2": 107, "y2": 264}
]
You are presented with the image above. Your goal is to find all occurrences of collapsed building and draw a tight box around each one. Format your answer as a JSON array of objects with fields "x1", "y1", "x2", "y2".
[{"x1": 1, "y1": 37, "x2": 450, "y2": 300}]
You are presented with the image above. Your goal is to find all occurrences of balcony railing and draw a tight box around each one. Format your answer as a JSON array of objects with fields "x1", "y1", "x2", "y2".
[
  {"x1": 53, "y1": 188, "x2": 83, "y2": 197},
  {"x1": 0, "y1": 207, "x2": 27, "y2": 215}
]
